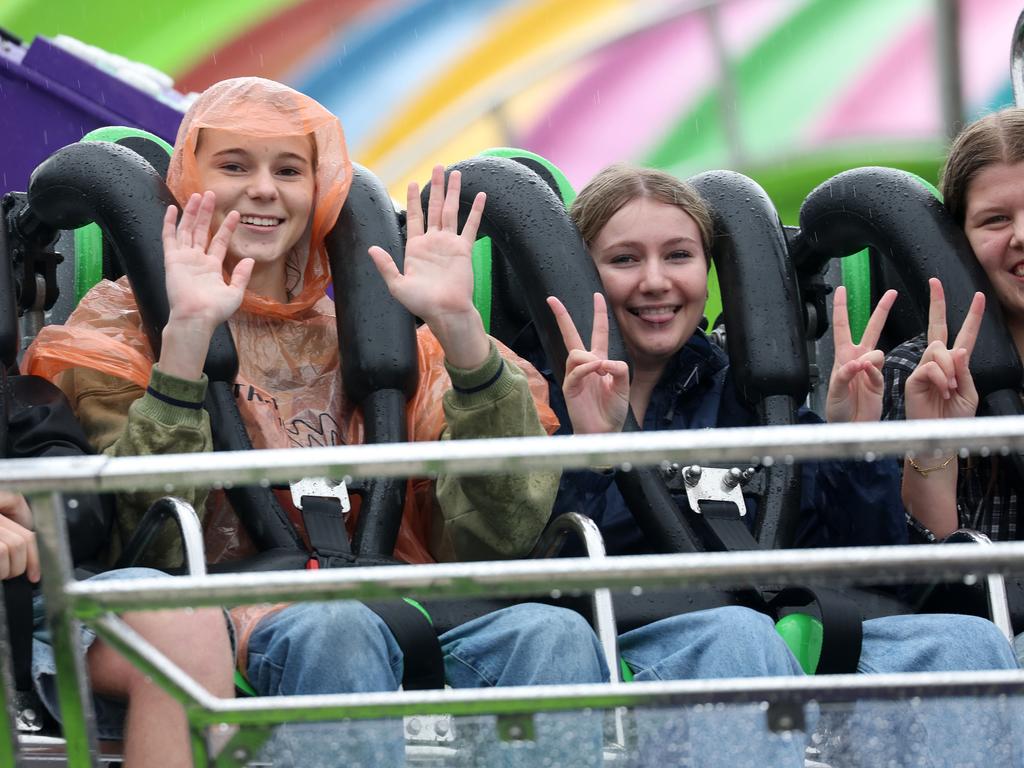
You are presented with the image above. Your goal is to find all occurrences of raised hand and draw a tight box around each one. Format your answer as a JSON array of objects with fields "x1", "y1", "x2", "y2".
[
  {"x1": 159, "y1": 191, "x2": 251, "y2": 380},
  {"x1": 547, "y1": 293, "x2": 630, "y2": 435},
  {"x1": 163, "y1": 191, "x2": 251, "y2": 331},
  {"x1": 826, "y1": 285, "x2": 897, "y2": 423},
  {"x1": 369, "y1": 165, "x2": 489, "y2": 369},
  {"x1": 0, "y1": 493, "x2": 39, "y2": 582},
  {"x1": 905, "y1": 277, "x2": 984, "y2": 421}
]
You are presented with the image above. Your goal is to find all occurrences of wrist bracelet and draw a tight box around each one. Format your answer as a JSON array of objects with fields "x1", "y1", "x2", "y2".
[{"x1": 907, "y1": 454, "x2": 956, "y2": 477}]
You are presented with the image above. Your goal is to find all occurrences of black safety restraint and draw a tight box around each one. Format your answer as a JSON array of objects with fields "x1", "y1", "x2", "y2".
[
  {"x1": 3, "y1": 575, "x2": 33, "y2": 693},
  {"x1": 695, "y1": 498, "x2": 863, "y2": 674},
  {"x1": 300, "y1": 496, "x2": 446, "y2": 690}
]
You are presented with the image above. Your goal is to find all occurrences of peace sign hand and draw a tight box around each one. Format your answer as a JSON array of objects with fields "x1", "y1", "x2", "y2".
[
  {"x1": 826, "y1": 285, "x2": 898, "y2": 423},
  {"x1": 905, "y1": 277, "x2": 984, "y2": 421},
  {"x1": 547, "y1": 293, "x2": 630, "y2": 435},
  {"x1": 369, "y1": 165, "x2": 490, "y2": 369}
]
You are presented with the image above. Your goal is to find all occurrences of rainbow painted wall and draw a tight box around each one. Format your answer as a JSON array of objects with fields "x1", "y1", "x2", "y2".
[{"x1": 3, "y1": 0, "x2": 1020, "y2": 220}]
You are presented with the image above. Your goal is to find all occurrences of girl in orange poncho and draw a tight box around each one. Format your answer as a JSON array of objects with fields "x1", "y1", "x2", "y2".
[{"x1": 24, "y1": 78, "x2": 606, "y2": 762}]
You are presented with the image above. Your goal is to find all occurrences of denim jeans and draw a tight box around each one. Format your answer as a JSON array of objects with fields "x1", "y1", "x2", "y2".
[
  {"x1": 247, "y1": 601, "x2": 609, "y2": 767},
  {"x1": 620, "y1": 607, "x2": 1022, "y2": 767}
]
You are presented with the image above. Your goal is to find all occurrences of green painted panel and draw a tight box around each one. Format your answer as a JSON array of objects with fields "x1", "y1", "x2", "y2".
[
  {"x1": 644, "y1": 0, "x2": 928, "y2": 176},
  {"x1": 0, "y1": 0, "x2": 296, "y2": 75}
]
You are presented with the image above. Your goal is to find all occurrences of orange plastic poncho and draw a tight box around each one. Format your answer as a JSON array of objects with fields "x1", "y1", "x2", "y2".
[{"x1": 23, "y1": 77, "x2": 557, "y2": 565}]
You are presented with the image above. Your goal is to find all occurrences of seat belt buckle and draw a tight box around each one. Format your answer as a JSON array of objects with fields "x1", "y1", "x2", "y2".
[
  {"x1": 680, "y1": 465, "x2": 753, "y2": 518},
  {"x1": 289, "y1": 477, "x2": 351, "y2": 515}
]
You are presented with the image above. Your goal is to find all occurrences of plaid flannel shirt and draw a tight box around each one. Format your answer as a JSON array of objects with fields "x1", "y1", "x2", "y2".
[{"x1": 883, "y1": 334, "x2": 1022, "y2": 541}]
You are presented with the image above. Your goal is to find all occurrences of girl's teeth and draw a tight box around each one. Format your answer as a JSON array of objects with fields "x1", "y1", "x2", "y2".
[{"x1": 241, "y1": 216, "x2": 280, "y2": 227}]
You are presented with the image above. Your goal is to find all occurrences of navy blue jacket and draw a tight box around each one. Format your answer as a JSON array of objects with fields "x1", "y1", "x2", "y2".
[{"x1": 541, "y1": 331, "x2": 908, "y2": 557}]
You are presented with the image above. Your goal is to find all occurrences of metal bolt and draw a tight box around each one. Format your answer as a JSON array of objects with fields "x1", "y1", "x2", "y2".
[
  {"x1": 406, "y1": 717, "x2": 422, "y2": 736},
  {"x1": 18, "y1": 708, "x2": 39, "y2": 728},
  {"x1": 722, "y1": 467, "x2": 744, "y2": 489},
  {"x1": 435, "y1": 719, "x2": 450, "y2": 737},
  {"x1": 683, "y1": 465, "x2": 702, "y2": 487},
  {"x1": 740, "y1": 467, "x2": 757, "y2": 485}
]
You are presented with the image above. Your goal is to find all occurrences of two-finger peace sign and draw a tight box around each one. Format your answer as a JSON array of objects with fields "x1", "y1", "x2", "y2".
[
  {"x1": 547, "y1": 292, "x2": 630, "y2": 434},
  {"x1": 905, "y1": 277, "x2": 985, "y2": 420},
  {"x1": 826, "y1": 285, "x2": 897, "y2": 423}
]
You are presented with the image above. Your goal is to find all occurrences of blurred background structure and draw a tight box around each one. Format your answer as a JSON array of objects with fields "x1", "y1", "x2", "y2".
[{"x1": 1, "y1": 0, "x2": 1021, "y2": 219}]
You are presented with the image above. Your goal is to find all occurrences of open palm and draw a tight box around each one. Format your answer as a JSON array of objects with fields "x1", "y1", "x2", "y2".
[
  {"x1": 368, "y1": 166, "x2": 484, "y2": 325},
  {"x1": 163, "y1": 191, "x2": 251, "y2": 331}
]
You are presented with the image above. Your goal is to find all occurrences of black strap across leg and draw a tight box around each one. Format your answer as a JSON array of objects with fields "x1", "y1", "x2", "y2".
[
  {"x1": 300, "y1": 495, "x2": 446, "y2": 689},
  {"x1": 3, "y1": 575, "x2": 34, "y2": 692},
  {"x1": 693, "y1": 499, "x2": 864, "y2": 674},
  {"x1": 771, "y1": 587, "x2": 863, "y2": 675},
  {"x1": 363, "y1": 601, "x2": 446, "y2": 691}
]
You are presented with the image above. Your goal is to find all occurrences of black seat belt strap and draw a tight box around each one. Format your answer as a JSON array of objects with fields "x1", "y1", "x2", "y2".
[
  {"x1": 300, "y1": 495, "x2": 445, "y2": 688},
  {"x1": 363, "y1": 600, "x2": 446, "y2": 690},
  {"x1": 697, "y1": 499, "x2": 759, "y2": 552},
  {"x1": 772, "y1": 586, "x2": 863, "y2": 674},
  {"x1": 694, "y1": 499, "x2": 864, "y2": 674},
  {"x1": 300, "y1": 495, "x2": 354, "y2": 566},
  {"x1": 4, "y1": 575, "x2": 34, "y2": 692}
]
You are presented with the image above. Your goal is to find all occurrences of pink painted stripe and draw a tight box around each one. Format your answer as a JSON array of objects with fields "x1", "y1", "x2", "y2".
[
  {"x1": 806, "y1": 16, "x2": 938, "y2": 145},
  {"x1": 523, "y1": 0, "x2": 798, "y2": 187},
  {"x1": 959, "y1": 0, "x2": 1023, "y2": 107},
  {"x1": 808, "y1": 0, "x2": 1023, "y2": 146}
]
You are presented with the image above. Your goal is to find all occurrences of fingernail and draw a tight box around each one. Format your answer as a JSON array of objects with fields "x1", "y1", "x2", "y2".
[{"x1": 950, "y1": 378, "x2": 957, "y2": 389}]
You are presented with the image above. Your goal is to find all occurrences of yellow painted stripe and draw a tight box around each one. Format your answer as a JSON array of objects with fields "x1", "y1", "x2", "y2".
[
  {"x1": 383, "y1": 63, "x2": 586, "y2": 200},
  {"x1": 361, "y1": 0, "x2": 628, "y2": 170}
]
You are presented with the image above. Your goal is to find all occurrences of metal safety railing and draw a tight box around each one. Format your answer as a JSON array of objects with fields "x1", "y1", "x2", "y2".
[{"x1": 5, "y1": 415, "x2": 1024, "y2": 766}]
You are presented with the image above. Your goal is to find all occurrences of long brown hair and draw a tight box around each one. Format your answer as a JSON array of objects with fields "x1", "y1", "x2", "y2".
[{"x1": 941, "y1": 108, "x2": 1024, "y2": 225}]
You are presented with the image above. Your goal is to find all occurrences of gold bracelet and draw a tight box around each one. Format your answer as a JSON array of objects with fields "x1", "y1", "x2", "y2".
[{"x1": 907, "y1": 454, "x2": 956, "y2": 477}]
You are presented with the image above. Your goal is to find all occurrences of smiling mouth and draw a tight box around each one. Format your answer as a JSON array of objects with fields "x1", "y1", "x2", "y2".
[
  {"x1": 1012, "y1": 262, "x2": 1024, "y2": 278},
  {"x1": 629, "y1": 306, "x2": 680, "y2": 322},
  {"x1": 239, "y1": 215, "x2": 284, "y2": 228}
]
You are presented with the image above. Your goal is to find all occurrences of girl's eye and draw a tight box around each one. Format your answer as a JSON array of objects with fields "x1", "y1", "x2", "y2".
[
  {"x1": 220, "y1": 163, "x2": 245, "y2": 173},
  {"x1": 983, "y1": 214, "x2": 1010, "y2": 226},
  {"x1": 667, "y1": 250, "x2": 691, "y2": 261},
  {"x1": 277, "y1": 167, "x2": 303, "y2": 178},
  {"x1": 610, "y1": 254, "x2": 637, "y2": 265}
]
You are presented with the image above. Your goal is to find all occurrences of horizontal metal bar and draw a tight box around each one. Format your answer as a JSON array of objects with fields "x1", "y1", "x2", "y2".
[
  {"x1": 181, "y1": 671, "x2": 1024, "y2": 726},
  {"x1": 3, "y1": 415, "x2": 1024, "y2": 495},
  {"x1": 65, "y1": 542, "x2": 1024, "y2": 615}
]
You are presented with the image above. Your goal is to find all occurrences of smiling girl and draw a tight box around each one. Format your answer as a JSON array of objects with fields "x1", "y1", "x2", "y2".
[
  {"x1": 23, "y1": 77, "x2": 604, "y2": 766},
  {"x1": 544, "y1": 163, "x2": 1020, "y2": 767},
  {"x1": 883, "y1": 107, "x2": 1024, "y2": 544}
]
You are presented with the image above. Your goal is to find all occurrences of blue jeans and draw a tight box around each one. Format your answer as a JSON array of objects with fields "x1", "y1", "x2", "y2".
[
  {"x1": 247, "y1": 601, "x2": 609, "y2": 767},
  {"x1": 621, "y1": 607, "x2": 1022, "y2": 767}
]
